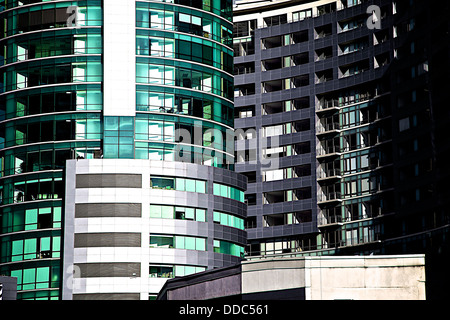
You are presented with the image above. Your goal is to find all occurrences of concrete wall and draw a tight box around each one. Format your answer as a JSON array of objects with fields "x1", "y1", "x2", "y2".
[
  {"x1": 305, "y1": 255, "x2": 426, "y2": 300},
  {"x1": 241, "y1": 258, "x2": 307, "y2": 295},
  {"x1": 159, "y1": 254, "x2": 426, "y2": 300},
  {"x1": 168, "y1": 273, "x2": 242, "y2": 300},
  {"x1": 241, "y1": 255, "x2": 426, "y2": 300}
]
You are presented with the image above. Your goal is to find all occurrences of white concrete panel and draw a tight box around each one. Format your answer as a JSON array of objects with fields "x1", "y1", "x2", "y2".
[
  {"x1": 76, "y1": 277, "x2": 143, "y2": 294},
  {"x1": 64, "y1": 158, "x2": 239, "y2": 299},
  {"x1": 103, "y1": 1, "x2": 136, "y2": 116}
]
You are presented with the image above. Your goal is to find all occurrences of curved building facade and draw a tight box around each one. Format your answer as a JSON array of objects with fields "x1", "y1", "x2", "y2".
[
  {"x1": 0, "y1": 0, "x2": 103, "y2": 300},
  {"x1": 62, "y1": 159, "x2": 246, "y2": 300},
  {"x1": 0, "y1": 0, "x2": 246, "y2": 300}
]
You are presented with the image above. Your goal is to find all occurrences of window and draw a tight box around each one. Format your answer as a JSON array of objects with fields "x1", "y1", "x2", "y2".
[
  {"x1": 263, "y1": 124, "x2": 284, "y2": 137},
  {"x1": 103, "y1": 116, "x2": 134, "y2": 159},
  {"x1": 148, "y1": 37, "x2": 175, "y2": 57},
  {"x1": 150, "y1": 177, "x2": 175, "y2": 190},
  {"x1": 150, "y1": 204, "x2": 206, "y2": 222},
  {"x1": 213, "y1": 211, "x2": 244, "y2": 230},
  {"x1": 263, "y1": 169, "x2": 284, "y2": 181},
  {"x1": 149, "y1": 264, "x2": 206, "y2": 278},
  {"x1": 263, "y1": 14, "x2": 287, "y2": 27},
  {"x1": 239, "y1": 109, "x2": 253, "y2": 118},
  {"x1": 213, "y1": 183, "x2": 245, "y2": 202},
  {"x1": 11, "y1": 266, "x2": 58, "y2": 291},
  {"x1": 257, "y1": 238, "x2": 305, "y2": 255},
  {"x1": 136, "y1": 61, "x2": 233, "y2": 100},
  {"x1": 149, "y1": 265, "x2": 174, "y2": 278},
  {"x1": 150, "y1": 235, "x2": 174, "y2": 248},
  {"x1": 292, "y1": 9, "x2": 312, "y2": 22},
  {"x1": 150, "y1": 235, "x2": 206, "y2": 251},
  {"x1": 399, "y1": 117, "x2": 410, "y2": 132},
  {"x1": 1, "y1": 206, "x2": 61, "y2": 233},
  {"x1": 150, "y1": 176, "x2": 207, "y2": 193},
  {"x1": 4, "y1": 235, "x2": 60, "y2": 263},
  {"x1": 179, "y1": 13, "x2": 191, "y2": 24},
  {"x1": 213, "y1": 240, "x2": 244, "y2": 257},
  {"x1": 149, "y1": 9, "x2": 175, "y2": 30}
]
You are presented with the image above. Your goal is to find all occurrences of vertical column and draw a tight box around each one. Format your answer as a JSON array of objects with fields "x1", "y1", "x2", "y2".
[{"x1": 103, "y1": 0, "x2": 136, "y2": 116}]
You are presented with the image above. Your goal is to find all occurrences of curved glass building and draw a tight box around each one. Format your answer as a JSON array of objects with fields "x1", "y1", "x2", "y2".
[
  {"x1": 0, "y1": 0, "x2": 103, "y2": 300},
  {"x1": 0, "y1": 0, "x2": 247, "y2": 300}
]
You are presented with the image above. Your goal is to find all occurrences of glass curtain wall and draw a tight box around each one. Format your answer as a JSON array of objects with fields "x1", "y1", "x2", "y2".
[
  {"x1": 130, "y1": 1, "x2": 234, "y2": 169},
  {"x1": 0, "y1": 0, "x2": 103, "y2": 300}
]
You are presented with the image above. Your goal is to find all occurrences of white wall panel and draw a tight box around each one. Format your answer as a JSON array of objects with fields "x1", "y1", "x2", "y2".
[{"x1": 103, "y1": 1, "x2": 136, "y2": 116}]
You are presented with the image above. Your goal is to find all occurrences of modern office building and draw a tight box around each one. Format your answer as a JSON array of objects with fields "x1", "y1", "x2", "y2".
[
  {"x1": 0, "y1": 0, "x2": 247, "y2": 300},
  {"x1": 233, "y1": 0, "x2": 449, "y2": 299}
]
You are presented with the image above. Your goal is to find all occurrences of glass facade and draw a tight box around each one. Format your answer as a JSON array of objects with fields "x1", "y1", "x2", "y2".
[
  {"x1": 0, "y1": 0, "x2": 102, "y2": 300},
  {"x1": 150, "y1": 234, "x2": 207, "y2": 251},
  {"x1": 213, "y1": 211, "x2": 245, "y2": 230},
  {"x1": 1, "y1": 0, "x2": 239, "y2": 300},
  {"x1": 131, "y1": 1, "x2": 234, "y2": 169},
  {"x1": 150, "y1": 176, "x2": 207, "y2": 193},
  {"x1": 213, "y1": 182, "x2": 245, "y2": 202},
  {"x1": 150, "y1": 204, "x2": 206, "y2": 222}
]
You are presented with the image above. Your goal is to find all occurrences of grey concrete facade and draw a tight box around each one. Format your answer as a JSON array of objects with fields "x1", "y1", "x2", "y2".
[
  {"x1": 233, "y1": 0, "x2": 393, "y2": 256},
  {"x1": 158, "y1": 254, "x2": 426, "y2": 300},
  {"x1": 0, "y1": 276, "x2": 17, "y2": 300},
  {"x1": 62, "y1": 159, "x2": 246, "y2": 300},
  {"x1": 232, "y1": 0, "x2": 450, "y2": 300}
]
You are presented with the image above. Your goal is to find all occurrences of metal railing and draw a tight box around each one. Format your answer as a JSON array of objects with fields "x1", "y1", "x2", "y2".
[
  {"x1": 317, "y1": 167, "x2": 342, "y2": 180},
  {"x1": 317, "y1": 191, "x2": 342, "y2": 203}
]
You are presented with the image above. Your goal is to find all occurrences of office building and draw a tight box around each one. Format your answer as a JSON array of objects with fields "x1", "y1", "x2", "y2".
[
  {"x1": 233, "y1": 0, "x2": 449, "y2": 299},
  {"x1": 0, "y1": 0, "x2": 247, "y2": 300}
]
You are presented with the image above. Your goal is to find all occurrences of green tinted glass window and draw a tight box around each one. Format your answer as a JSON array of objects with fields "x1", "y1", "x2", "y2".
[
  {"x1": 185, "y1": 208, "x2": 195, "y2": 220},
  {"x1": 196, "y1": 209, "x2": 206, "y2": 222},
  {"x1": 185, "y1": 179, "x2": 196, "y2": 192},
  {"x1": 36, "y1": 267, "x2": 50, "y2": 289},
  {"x1": 196, "y1": 238, "x2": 206, "y2": 251},
  {"x1": 161, "y1": 206, "x2": 173, "y2": 219},
  {"x1": 185, "y1": 237, "x2": 196, "y2": 250},
  {"x1": 150, "y1": 205, "x2": 162, "y2": 218},
  {"x1": 196, "y1": 180, "x2": 206, "y2": 193}
]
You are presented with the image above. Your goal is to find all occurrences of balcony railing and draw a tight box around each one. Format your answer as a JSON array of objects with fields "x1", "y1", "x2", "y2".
[
  {"x1": 317, "y1": 191, "x2": 342, "y2": 203},
  {"x1": 316, "y1": 94, "x2": 374, "y2": 112},
  {"x1": 318, "y1": 214, "x2": 344, "y2": 227},
  {"x1": 317, "y1": 167, "x2": 342, "y2": 180},
  {"x1": 317, "y1": 144, "x2": 341, "y2": 157},
  {"x1": 317, "y1": 122, "x2": 340, "y2": 134}
]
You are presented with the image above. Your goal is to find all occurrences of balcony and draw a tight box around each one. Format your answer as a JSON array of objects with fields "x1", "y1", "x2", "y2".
[
  {"x1": 318, "y1": 214, "x2": 344, "y2": 228},
  {"x1": 317, "y1": 167, "x2": 342, "y2": 182},
  {"x1": 234, "y1": 83, "x2": 255, "y2": 97},
  {"x1": 317, "y1": 143, "x2": 341, "y2": 159},
  {"x1": 316, "y1": 91, "x2": 375, "y2": 113},
  {"x1": 314, "y1": 24, "x2": 332, "y2": 40},
  {"x1": 315, "y1": 47, "x2": 333, "y2": 62},
  {"x1": 316, "y1": 121, "x2": 340, "y2": 136},
  {"x1": 316, "y1": 99, "x2": 340, "y2": 114},
  {"x1": 234, "y1": 61, "x2": 255, "y2": 75},
  {"x1": 317, "y1": 191, "x2": 342, "y2": 205},
  {"x1": 315, "y1": 69, "x2": 333, "y2": 84},
  {"x1": 338, "y1": 60, "x2": 370, "y2": 79}
]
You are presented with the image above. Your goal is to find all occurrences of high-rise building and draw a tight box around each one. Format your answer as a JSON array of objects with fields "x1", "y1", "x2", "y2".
[
  {"x1": 0, "y1": 0, "x2": 247, "y2": 300},
  {"x1": 233, "y1": 0, "x2": 449, "y2": 298}
]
